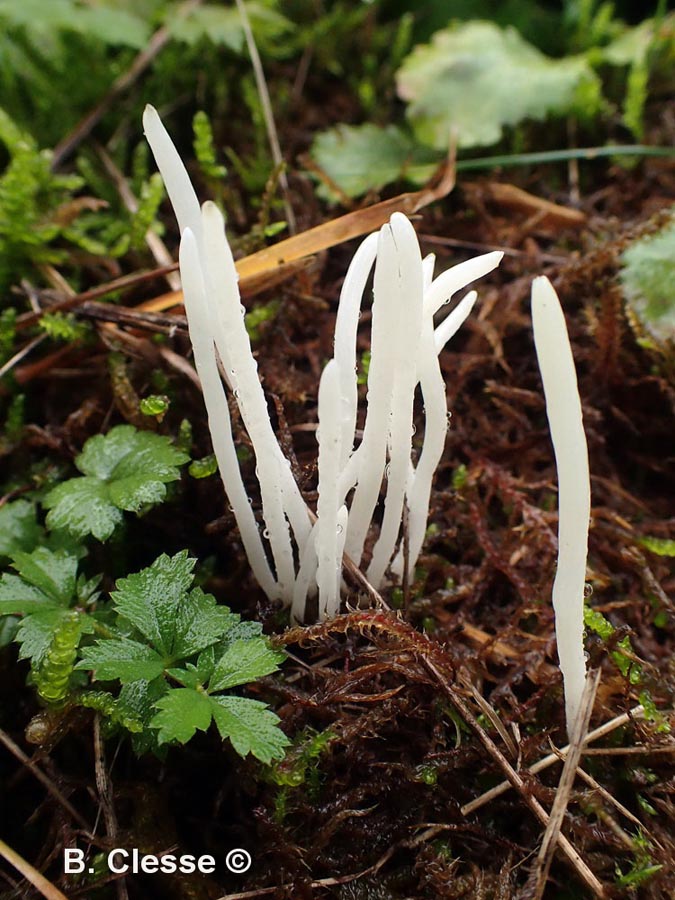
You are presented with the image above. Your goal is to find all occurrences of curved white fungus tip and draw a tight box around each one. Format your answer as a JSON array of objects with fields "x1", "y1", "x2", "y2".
[{"x1": 531, "y1": 275, "x2": 590, "y2": 737}]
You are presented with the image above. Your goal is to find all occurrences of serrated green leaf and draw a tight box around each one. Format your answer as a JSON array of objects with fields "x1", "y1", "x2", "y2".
[
  {"x1": 396, "y1": 21, "x2": 601, "y2": 150},
  {"x1": 0, "y1": 573, "x2": 58, "y2": 616},
  {"x1": 9, "y1": 548, "x2": 79, "y2": 604},
  {"x1": 172, "y1": 587, "x2": 239, "y2": 659},
  {"x1": 43, "y1": 425, "x2": 189, "y2": 540},
  {"x1": 77, "y1": 637, "x2": 165, "y2": 683},
  {"x1": 0, "y1": 500, "x2": 42, "y2": 557},
  {"x1": 111, "y1": 551, "x2": 196, "y2": 657},
  {"x1": 209, "y1": 638, "x2": 285, "y2": 692},
  {"x1": 210, "y1": 695, "x2": 289, "y2": 763},
  {"x1": 43, "y1": 477, "x2": 124, "y2": 541},
  {"x1": 78, "y1": 424, "x2": 189, "y2": 481},
  {"x1": 151, "y1": 687, "x2": 213, "y2": 744},
  {"x1": 310, "y1": 123, "x2": 439, "y2": 200}
]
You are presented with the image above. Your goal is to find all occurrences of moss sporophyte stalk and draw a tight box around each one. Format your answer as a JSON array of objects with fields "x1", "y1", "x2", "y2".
[{"x1": 144, "y1": 106, "x2": 592, "y2": 735}]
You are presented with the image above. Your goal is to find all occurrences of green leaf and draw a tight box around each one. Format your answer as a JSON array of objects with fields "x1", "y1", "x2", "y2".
[
  {"x1": 621, "y1": 215, "x2": 675, "y2": 341},
  {"x1": 0, "y1": 500, "x2": 42, "y2": 558},
  {"x1": 117, "y1": 678, "x2": 168, "y2": 755},
  {"x1": 310, "y1": 124, "x2": 439, "y2": 200},
  {"x1": 0, "y1": 0, "x2": 150, "y2": 47},
  {"x1": 43, "y1": 425, "x2": 189, "y2": 540},
  {"x1": 43, "y1": 478, "x2": 123, "y2": 541},
  {"x1": 111, "y1": 551, "x2": 196, "y2": 657},
  {"x1": 396, "y1": 21, "x2": 601, "y2": 150},
  {"x1": 167, "y1": 3, "x2": 290, "y2": 54},
  {"x1": 151, "y1": 687, "x2": 213, "y2": 744},
  {"x1": 172, "y1": 587, "x2": 239, "y2": 659},
  {"x1": 209, "y1": 638, "x2": 286, "y2": 692},
  {"x1": 210, "y1": 695, "x2": 289, "y2": 763},
  {"x1": 77, "y1": 638, "x2": 165, "y2": 683},
  {"x1": 10, "y1": 548, "x2": 79, "y2": 604}
]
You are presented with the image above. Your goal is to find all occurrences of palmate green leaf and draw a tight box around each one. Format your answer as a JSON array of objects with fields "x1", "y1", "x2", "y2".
[
  {"x1": 396, "y1": 21, "x2": 602, "y2": 150},
  {"x1": 209, "y1": 638, "x2": 286, "y2": 692},
  {"x1": 76, "y1": 637, "x2": 165, "y2": 683},
  {"x1": 152, "y1": 687, "x2": 213, "y2": 744},
  {"x1": 310, "y1": 124, "x2": 439, "y2": 200},
  {"x1": 0, "y1": 0, "x2": 150, "y2": 48},
  {"x1": 16, "y1": 607, "x2": 94, "y2": 668},
  {"x1": 210, "y1": 695, "x2": 289, "y2": 764},
  {"x1": 43, "y1": 425, "x2": 189, "y2": 540}
]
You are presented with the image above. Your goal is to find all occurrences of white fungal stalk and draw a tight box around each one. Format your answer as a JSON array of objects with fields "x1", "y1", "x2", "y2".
[
  {"x1": 144, "y1": 104, "x2": 501, "y2": 621},
  {"x1": 531, "y1": 276, "x2": 590, "y2": 736}
]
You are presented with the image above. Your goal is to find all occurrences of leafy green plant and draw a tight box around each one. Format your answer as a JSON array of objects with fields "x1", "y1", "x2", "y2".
[
  {"x1": 0, "y1": 108, "x2": 84, "y2": 290},
  {"x1": 77, "y1": 552, "x2": 289, "y2": 762},
  {"x1": 0, "y1": 549, "x2": 289, "y2": 762},
  {"x1": 42, "y1": 424, "x2": 190, "y2": 540},
  {"x1": 584, "y1": 604, "x2": 640, "y2": 682}
]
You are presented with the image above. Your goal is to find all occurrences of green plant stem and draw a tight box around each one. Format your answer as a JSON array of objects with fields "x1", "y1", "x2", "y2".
[{"x1": 456, "y1": 144, "x2": 675, "y2": 172}]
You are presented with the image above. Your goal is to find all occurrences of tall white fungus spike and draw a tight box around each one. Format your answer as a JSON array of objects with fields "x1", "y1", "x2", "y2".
[{"x1": 531, "y1": 276, "x2": 590, "y2": 736}]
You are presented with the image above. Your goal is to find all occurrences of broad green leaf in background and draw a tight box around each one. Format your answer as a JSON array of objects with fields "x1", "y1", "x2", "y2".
[
  {"x1": 620, "y1": 213, "x2": 675, "y2": 341},
  {"x1": 310, "y1": 123, "x2": 439, "y2": 200},
  {"x1": 166, "y1": 2, "x2": 290, "y2": 55},
  {"x1": 43, "y1": 425, "x2": 189, "y2": 540},
  {"x1": 396, "y1": 21, "x2": 602, "y2": 150},
  {"x1": 0, "y1": 0, "x2": 150, "y2": 48}
]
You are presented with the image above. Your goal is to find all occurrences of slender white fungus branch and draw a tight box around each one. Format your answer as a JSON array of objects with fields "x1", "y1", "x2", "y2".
[
  {"x1": 367, "y1": 214, "x2": 423, "y2": 587},
  {"x1": 315, "y1": 360, "x2": 344, "y2": 619},
  {"x1": 145, "y1": 106, "x2": 502, "y2": 622},
  {"x1": 434, "y1": 290, "x2": 478, "y2": 354},
  {"x1": 333, "y1": 232, "x2": 378, "y2": 468},
  {"x1": 531, "y1": 276, "x2": 590, "y2": 737},
  {"x1": 179, "y1": 229, "x2": 278, "y2": 599}
]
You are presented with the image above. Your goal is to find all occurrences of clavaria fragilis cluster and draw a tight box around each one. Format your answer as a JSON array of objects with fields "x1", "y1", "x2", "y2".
[
  {"x1": 143, "y1": 104, "x2": 501, "y2": 621},
  {"x1": 144, "y1": 105, "x2": 591, "y2": 735}
]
